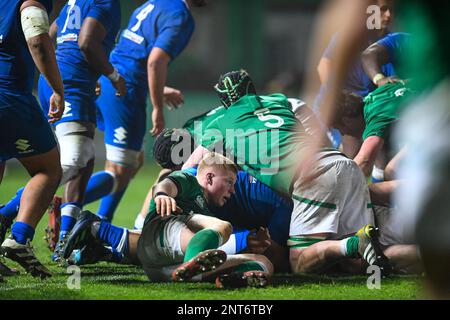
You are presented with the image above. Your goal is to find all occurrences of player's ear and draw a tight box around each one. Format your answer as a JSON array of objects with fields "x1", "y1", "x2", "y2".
[{"x1": 207, "y1": 172, "x2": 214, "y2": 185}]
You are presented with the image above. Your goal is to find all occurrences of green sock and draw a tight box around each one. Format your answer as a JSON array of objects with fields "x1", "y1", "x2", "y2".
[
  {"x1": 184, "y1": 229, "x2": 221, "y2": 262},
  {"x1": 344, "y1": 235, "x2": 359, "y2": 257},
  {"x1": 233, "y1": 261, "x2": 265, "y2": 273}
]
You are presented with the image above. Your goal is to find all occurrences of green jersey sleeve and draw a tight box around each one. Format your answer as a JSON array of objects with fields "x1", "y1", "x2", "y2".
[
  {"x1": 165, "y1": 171, "x2": 198, "y2": 198},
  {"x1": 363, "y1": 83, "x2": 413, "y2": 140}
]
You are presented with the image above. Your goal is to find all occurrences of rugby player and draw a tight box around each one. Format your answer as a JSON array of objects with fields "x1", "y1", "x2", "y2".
[
  {"x1": 75, "y1": 0, "x2": 206, "y2": 224},
  {"x1": 61, "y1": 152, "x2": 273, "y2": 288},
  {"x1": 0, "y1": 0, "x2": 64, "y2": 279},
  {"x1": 191, "y1": 70, "x2": 392, "y2": 275}
]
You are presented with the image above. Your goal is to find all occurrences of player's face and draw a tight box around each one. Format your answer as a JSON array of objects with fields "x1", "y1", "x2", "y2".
[
  {"x1": 377, "y1": 0, "x2": 394, "y2": 30},
  {"x1": 205, "y1": 168, "x2": 236, "y2": 207}
]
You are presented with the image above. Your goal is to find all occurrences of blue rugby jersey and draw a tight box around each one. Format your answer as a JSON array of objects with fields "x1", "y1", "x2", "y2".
[
  {"x1": 55, "y1": 0, "x2": 121, "y2": 84},
  {"x1": 110, "y1": 0, "x2": 194, "y2": 90},
  {"x1": 184, "y1": 167, "x2": 293, "y2": 247},
  {"x1": 0, "y1": 0, "x2": 52, "y2": 94}
]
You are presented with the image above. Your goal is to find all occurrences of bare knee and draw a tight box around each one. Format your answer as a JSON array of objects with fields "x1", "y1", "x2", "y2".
[
  {"x1": 211, "y1": 220, "x2": 232, "y2": 243},
  {"x1": 105, "y1": 161, "x2": 138, "y2": 191}
]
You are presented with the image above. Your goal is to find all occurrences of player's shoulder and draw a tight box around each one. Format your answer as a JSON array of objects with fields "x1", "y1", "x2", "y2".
[
  {"x1": 378, "y1": 32, "x2": 411, "y2": 47},
  {"x1": 167, "y1": 170, "x2": 198, "y2": 187},
  {"x1": 260, "y1": 93, "x2": 290, "y2": 108},
  {"x1": 155, "y1": 0, "x2": 190, "y2": 13}
]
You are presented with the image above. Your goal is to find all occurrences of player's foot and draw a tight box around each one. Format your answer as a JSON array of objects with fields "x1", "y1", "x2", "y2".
[
  {"x1": 172, "y1": 249, "x2": 227, "y2": 282},
  {"x1": 0, "y1": 236, "x2": 51, "y2": 279},
  {"x1": 357, "y1": 225, "x2": 392, "y2": 275},
  {"x1": 215, "y1": 270, "x2": 270, "y2": 289},
  {"x1": 51, "y1": 232, "x2": 69, "y2": 265},
  {"x1": 44, "y1": 196, "x2": 61, "y2": 252},
  {"x1": 0, "y1": 260, "x2": 20, "y2": 277},
  {"x1": 68, "y1": 242, "x2": 115, "y2": 266},
  {"x1": 62, "y1": 210, "x2": 100, "y2": 260},
  {"x1": 0, "y1": 213, "x2": 13, "y2": 245}
]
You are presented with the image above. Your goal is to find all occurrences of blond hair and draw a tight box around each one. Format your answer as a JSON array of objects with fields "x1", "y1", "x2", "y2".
[{"x1": 197, "y1": 152, "x2": 238, "y2": 175}]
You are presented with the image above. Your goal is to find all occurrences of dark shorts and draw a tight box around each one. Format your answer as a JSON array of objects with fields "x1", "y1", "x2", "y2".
[{"x1": 0, "y1": 92, "x2": 57, "y2": 161}]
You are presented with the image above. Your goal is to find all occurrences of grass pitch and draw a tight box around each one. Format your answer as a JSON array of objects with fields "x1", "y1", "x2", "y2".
[{"x1": 0, "y1": 164, "x2": 422, "y2": 300}]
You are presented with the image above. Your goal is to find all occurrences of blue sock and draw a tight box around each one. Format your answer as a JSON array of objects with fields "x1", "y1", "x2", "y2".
[
  {"x1": 84, "y1": 171, "x2": 116, "y2": 205},
  {"x1": 0, "y1": 187, "x2": 24, "y2": 220},
  {"x1": 97, "y1": 188, "x2": 127, "y2": 222},
  {"x1": 371, "y1": 176, "x2": 384, "y2": 184},
  {"x1": 11, "y1": 221, "x2": 35, "y2": 244},
  {"x1": 60, "y1": 202, "x2": 81, "y2": 237},
  {"x1": 97, "y1": 220, "x2": 128, "y2": 256},
  {"x1": 234, "y1": 229, "x2": 250, "y2": 253}
]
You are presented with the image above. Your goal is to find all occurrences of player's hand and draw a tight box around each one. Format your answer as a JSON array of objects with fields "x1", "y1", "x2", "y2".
[
  {"x1": 150, "y1": 109, "x2": 165, "y2": 136},
  {"x1": 163, "y1": 86, "x2": 184, "y2": 110},
  {"x1": 376, "y1": 76, "x2": 405, "y2": 87},
  {"x1": 112, "y1": 75, "x2": 127, "y2": 97},
  {"x1": 154, "y1": 195, "x2": 182, "y2": 217},
  {"x1": 247, "y1": 227, "x2": 271, "y2": 254},
  {"x1": 48, "y1": 92, "x2": 65, "y2": 124},
  {"x1": 95, "y1": 81, "x2": 101, "y2": 97}
]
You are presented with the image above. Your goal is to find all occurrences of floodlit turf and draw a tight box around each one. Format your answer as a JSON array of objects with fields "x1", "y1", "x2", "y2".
[{"x1": 0, "y1": 164, "x2": 422, "y2": 300}]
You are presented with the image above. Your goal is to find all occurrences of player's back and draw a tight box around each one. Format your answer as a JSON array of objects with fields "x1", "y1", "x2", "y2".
[
  {"x1": 0, "y1": 0, "x2": 52, "y2": 95},
  {"x1": 55, "y1": 0, "x2": 121, "y2": 83},
  {"x1": 110, "y1": 0, "x2": 194, "y2": 89},
  {"x1": 203, "y1": 93, "x2": 309, "y2": 196}
]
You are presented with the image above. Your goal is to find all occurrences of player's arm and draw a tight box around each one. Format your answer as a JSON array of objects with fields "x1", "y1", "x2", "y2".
[
  {"x1": 152, "y1": 178, "x2": 180, "y2": 217},
  {"x1": 362, "y1": 43, "x2": 402, "y2": 87},
  {"x1": 78, "y1": 17, "x2": 126, "y2": 96},
  {"x1": 369, "y1": 180, "x2": 401, "y2": 206},
  {"x1": 48, "y1": 21, "x2": 58, "y2": 45},
  {"x1": 147, "y1": 47, "x2": 172, "y2": 136},
  {"x1": 245, "y1": 227, "x2": 290, "y2": 273},
  {"x1": 317, "y1": 57, "x2": 332, "y2": 85},
  {"x1": 182, "y1": 145, "x2": 209, "y2": 170},
  {"x1": 354, "y1": 135, "x2": 384, "y2": 177},
  {"x1": 20, "y1": 0, "x2": 64, "y2": 123}
]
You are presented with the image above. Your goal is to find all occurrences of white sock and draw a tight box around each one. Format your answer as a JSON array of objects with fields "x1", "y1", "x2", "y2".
[
  {"x1": 134, "y1": 214, "x2": 145, "y2": 230},
  {"x1": 340, "y1": 238, "x2": 350, "y2": 256},
  {"x1": 218, "y1": 234, "x2": 237, "y2": 255},
  {"x1": 61, "y1": 204, "x2": 81, "y2": 220}
]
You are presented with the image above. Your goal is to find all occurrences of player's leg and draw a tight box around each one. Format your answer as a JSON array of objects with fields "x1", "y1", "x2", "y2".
[
  {"x1": 52, "y1": 121, "x2": 96, "y2": 262},
  {"x1": 95, "y1": 152, "x2": 142, "y2": 222},
  {"x1": 61, "y1": 210, "x2": 131, "y2": 262},
  {"x1": 383, "y1": 245, "x2": 423, "y2": 274},
  {"x1": 373, "y1": 205, "x2": 423, "y2": 274},
  {"x1": 136, "y1": 214, "x2": 222, "y2": 282},
  {"x1": 198, "y1": 253, "x2": 273, "y2": 288},
  {"x1": 0, "y1": 96, "x2": 61, "y2": 278},
  {"x1": 1, "y1": 147, "x2": 61, "y2": 278},
  {"x1": 182, "y1": 214, "x2": 232, "y2": 262},
  {"x1": 289, "y1": 151, "x2": 388, "y2": 274},
  {"x1": 88, "y1": 77, "x2": 146, "y2": 222}
]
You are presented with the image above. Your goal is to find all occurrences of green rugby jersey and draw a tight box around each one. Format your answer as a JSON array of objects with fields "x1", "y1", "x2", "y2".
[
  {"x1": 183, "y1": 105, "x2": 227, "y2": 142},
  {"x1": 363, "y1": 82, "x2": 414, "y2": 141},
  {"x1": 396, "y1": 1, "x2": 450, "y2": 93},
  {"x1": 201, "y1": 93, "x2": 309, "y2": 196},
  {"x1": 144, "y1": 171, "x2": 211, "y2": 225}
]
